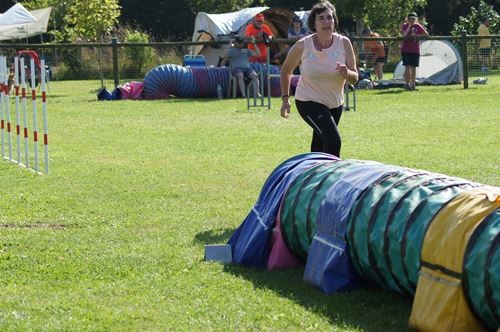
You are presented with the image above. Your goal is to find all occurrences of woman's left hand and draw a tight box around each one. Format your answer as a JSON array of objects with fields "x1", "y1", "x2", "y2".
[{"x1": 336, "y1": 61, "x2": 349, "y2": 78}]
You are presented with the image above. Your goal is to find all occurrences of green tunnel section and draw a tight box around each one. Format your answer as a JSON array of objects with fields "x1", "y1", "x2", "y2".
[
  {"x1": 463, "y1": 208, "x2": 500, "y2": 331},
  {"x1": 280, "y1": 159, "x2": 377, "y2": 261},
  {"x1": 347, "y1": 171, "x2": 476, "y2": 295}
]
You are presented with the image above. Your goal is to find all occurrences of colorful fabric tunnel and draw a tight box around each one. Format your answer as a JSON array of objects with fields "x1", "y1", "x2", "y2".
[{"x1": 228, "y1": 154, "x2": 500, "y2": 330}]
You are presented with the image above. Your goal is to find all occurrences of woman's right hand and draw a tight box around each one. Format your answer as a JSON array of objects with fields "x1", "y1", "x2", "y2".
[{"x1": 280, "y1": 98, "x2": 291, "y2": 118}]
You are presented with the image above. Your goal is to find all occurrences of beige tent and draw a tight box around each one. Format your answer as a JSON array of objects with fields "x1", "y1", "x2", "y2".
[{"x1": 192, "y1": 7, "x2": 309, "y2": 66}]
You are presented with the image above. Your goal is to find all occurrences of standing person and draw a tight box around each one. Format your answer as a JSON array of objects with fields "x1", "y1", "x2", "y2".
[
  {"x1": 244, "y1": 13, "x2": 274, "y2": 63},
  {"x1": 279, "y1": 1, "x2": 358, "y2": 158},
  {"x1": 362, "y1": 27, "x2": 386, "y2": 80},
  {"x1": 221, "y1": 35, "x2": 261, "y2": 98},
  {"x1": 478, "y1": 16, "x2": 491, "y2": 72},
  {"x1": 400, "y1": 12, "x2": 428, "y2": 91}
]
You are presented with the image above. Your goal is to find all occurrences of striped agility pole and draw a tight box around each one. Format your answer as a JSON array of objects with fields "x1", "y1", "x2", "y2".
[
  {"x1": 14, "y1": 56, "x2": 21, "y2": 164},
  {"x1": 0, "y1": 56, "x2": 5, "y2": 158},
  {"x1": 0, "y1": 55, "x2": 49, "y2": 174},
  {"x1": 41, "y1": 59, "x2": 49, "y2": 174},
  {"x1": 2, "y1": 56, "x2": 13, "y2": 161},
  {"x1": 30, "y1": 58, "x2": 39, "y2": 173},
  {"x1": 20, "y1": 57, "x2": 29, "y2": 168}
]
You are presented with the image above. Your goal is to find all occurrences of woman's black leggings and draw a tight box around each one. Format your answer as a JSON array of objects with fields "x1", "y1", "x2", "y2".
[{"x1": 295, "y1": 100, "x2": 343, "y2": 157}]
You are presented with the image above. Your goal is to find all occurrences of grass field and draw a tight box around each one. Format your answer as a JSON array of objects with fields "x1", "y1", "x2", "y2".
[{"x1": 0, "y1": 77, "x2": 499, "y2": 331}]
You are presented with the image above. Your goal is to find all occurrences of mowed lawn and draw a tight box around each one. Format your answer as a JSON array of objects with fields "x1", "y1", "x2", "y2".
[{"x1": 0, "y1": 77, "x2": 499, "y2": 331}]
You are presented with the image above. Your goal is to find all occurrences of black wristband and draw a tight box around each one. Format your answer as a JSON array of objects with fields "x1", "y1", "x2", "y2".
[{"x1": 281, "y1": 95, "x2": 289, "y2": 99}]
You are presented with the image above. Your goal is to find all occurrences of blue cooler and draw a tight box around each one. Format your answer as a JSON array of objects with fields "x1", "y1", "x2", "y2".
[{"x1": 183, "y1": 55, "x2": 206, "y2": 67}]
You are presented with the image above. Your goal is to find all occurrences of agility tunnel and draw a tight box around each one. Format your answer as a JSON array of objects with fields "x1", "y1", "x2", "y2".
[
  {"x1": 228, "y1": 153, "x2": 499, "y2": 330},
  {"x1": 142, "y1": 63, "x2": 282, "y2": 99}
]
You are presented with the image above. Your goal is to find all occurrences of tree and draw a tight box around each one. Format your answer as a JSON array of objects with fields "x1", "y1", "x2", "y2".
[
  {"x1": 426, "y1": 0, "x2": 499, "y2": 35},
  {"x1": 64, "y1": 0, "x2": 120, "y2": 42},
  {"x1": 21, "y1": 0, "x2": 119, "y2": 43},
  {"x1": 189, "y1": 0, "x2": 253, "y2": 14},
  {"x1": 452, "y1": 0, "x2": 499, "y2": 36},
  {"x1": 256, "y1": 0, "x2": 427, "y2": 35},
  {"x1": 119, "y1": 0, "x2": 195, "y2": 41}
]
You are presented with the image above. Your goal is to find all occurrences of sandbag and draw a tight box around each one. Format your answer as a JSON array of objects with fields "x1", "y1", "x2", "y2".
[{"x1": 303, "y1": 164, "x2": 401, "y2": 293}]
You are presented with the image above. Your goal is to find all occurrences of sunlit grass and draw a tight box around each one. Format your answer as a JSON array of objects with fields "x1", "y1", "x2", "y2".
[{"x1": 0, "y1": 77, "x2": 498, "y2": 330}]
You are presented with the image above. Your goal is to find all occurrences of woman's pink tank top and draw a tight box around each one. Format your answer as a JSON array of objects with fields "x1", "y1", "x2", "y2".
[{"x1": 294, "y1": 33, "x2": 347, "y2": 109}]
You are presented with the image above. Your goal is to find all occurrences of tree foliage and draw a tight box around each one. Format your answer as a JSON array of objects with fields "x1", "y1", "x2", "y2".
[
  {"x1": 8, "y1": 0, "x2": 500, "y2": 43},
  {"x1": 189, "y1": 0, "x2": 253, "y2": 14},
  {"x1": 20, "y1": 0, "x2": 119, "y2": 42},
  {"x1": 452, "y1": 0, "x2": 499, "y2": 36},
  {"x1": 119, "y1": 0, "x2": 196, "y2": 41},
  {"x1": 65, "y1": 0, "x2": 120, "y2": 42}
]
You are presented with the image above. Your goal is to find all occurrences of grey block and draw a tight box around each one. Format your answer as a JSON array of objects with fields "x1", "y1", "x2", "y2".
[{"x1": 204, "y1": 244, "x2": 232, "y2": 264}]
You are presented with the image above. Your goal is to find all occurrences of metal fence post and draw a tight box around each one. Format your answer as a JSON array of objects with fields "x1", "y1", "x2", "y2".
[
  {"x1": 112, "y1": 37, "x2": 119, "y2": 87},
  {"x1": 460, "y1": 30, "x2": 469, "y2": 89}
]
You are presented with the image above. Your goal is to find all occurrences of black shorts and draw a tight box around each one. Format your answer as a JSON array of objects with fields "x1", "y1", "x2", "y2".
[{"x1": 401, "y1": 52, "x2": 420, "y2": 67}]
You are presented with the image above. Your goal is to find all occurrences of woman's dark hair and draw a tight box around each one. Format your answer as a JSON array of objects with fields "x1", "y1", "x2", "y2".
[
  {"x1": 290, "y1": 16, "x2": 303, "y2": 28},
  {"x1": 307, "y1": 1, "x2": 339, "y2": 33}
]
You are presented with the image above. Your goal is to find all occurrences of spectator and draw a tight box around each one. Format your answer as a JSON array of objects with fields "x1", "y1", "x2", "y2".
[
  {"x1": 400, "y1": 12, "x2": 428, "y2": 91},
  {"x1": 273, "y1": 16, "x2": 309, "y2": 66},
  {"x1": 478, "y1": 16, "x2": 491, "y2": 72},
  {"x1": 221, "y1": 35, "x2": 261, "y2": 98},
  {"x1": 244, "y1": 13, "x2": 273, "y2": 63},
  {"x1": 288, "y1": 16, "x2": 308, "y2": 40},
  {"x1": 279, "y1": 1, "x2": 358, "y2": 157},
  {"x1": 362, "y1": 27, "x2": 386, "y2": 80}
]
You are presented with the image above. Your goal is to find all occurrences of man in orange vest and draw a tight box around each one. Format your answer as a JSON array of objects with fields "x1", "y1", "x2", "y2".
[{"x1": 244, "y1": 13, "x2": 274, "y2": 63}]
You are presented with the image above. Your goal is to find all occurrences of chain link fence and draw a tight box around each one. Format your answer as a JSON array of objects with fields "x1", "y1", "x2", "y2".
[{"x1": 0, "y1": 34, "x2": 498, "y2": 95}]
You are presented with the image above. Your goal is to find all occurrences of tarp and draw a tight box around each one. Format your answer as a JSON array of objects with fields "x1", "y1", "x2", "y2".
[
  {"x1": 0, "y1": 4, "x2": 35, "y2": 26},
  {"x1": 393, "y1": 40, "x2": 463, "y2": 85},
  {"x1": 0, "y1": 4, "x2": 52, "y2": 41}
]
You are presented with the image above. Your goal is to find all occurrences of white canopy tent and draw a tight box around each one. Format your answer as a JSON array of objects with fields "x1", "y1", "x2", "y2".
[{"x1": 0, "y1": 3, "x2": 52, "y2": 41}]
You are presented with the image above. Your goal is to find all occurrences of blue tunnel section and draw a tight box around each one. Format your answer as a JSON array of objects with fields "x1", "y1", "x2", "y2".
[{"x1": 143, "y1": 64, "x2": 282, "y2": 99}]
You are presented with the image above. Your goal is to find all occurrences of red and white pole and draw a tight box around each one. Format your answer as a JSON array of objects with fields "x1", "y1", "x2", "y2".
[
  {"x1": 4, "y1": 57, "x2": 13, "y2": 160},
  {"x1": 20, "y1": 57, "x2": 29, "y2": 168},
  {"x1": 0, "y1": 56, "x2": 5, "y2": 158},
  {"x1": 30, "y1": 58, "x2": 39, "y2": 173},
  {"x1": 41, "y1": 59, "x2": 49, "y2": 174},
  {"x1": 14, "y1": 56, "x2": 22, "y2": 164}
]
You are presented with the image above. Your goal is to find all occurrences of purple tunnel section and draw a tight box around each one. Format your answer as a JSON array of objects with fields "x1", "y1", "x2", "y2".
[{"x1": 142, "y1": 64, "x2": 285, "y2": 99}]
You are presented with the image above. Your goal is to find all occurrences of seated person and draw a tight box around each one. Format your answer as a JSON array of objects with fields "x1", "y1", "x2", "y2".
[
  {"x1": 287, "y1": 16, "x2": 308, "y2": 40},
  {"x1": 244, "y1": 13, "x2": 273, "y2": 63},
  {"x1": 221, "y1": 35, "x2": 261, "y2": 98},
  {"x1": 272, "y1": 16, "x2": 309, "y2": 68}
]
